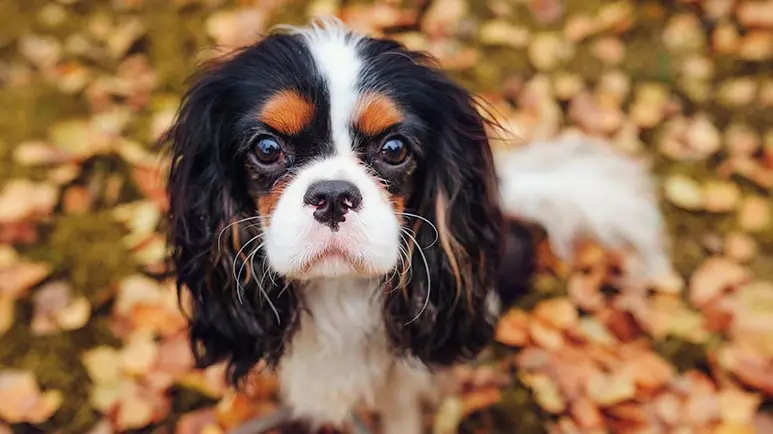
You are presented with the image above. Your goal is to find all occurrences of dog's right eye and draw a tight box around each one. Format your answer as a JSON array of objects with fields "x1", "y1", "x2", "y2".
[{"x1": 255, "y1": 136, "x2": 283, "y2": 165}]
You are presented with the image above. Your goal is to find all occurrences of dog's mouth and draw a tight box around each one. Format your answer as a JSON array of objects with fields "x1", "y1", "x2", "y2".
[{"x1": 297, "y1": 244, "x2": 369, "y2": 276}]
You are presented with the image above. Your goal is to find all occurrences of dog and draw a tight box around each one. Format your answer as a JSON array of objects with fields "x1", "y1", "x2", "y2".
[{"x1": 164, "y1": 18, "x2": 669, "y2": 434}]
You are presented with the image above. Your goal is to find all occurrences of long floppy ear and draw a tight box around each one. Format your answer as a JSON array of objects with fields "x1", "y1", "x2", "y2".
[
  {"x1": 165, "y1": 57, "x2": 298, "y2": 386},
  {"x1": 384, "y1": 75, "x2": 503, "y2": 366}
]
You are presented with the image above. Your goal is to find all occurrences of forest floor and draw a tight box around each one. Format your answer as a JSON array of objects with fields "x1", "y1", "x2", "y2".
[{"x1": 1, "y1": 0, "x2": 773, "y2": 433}]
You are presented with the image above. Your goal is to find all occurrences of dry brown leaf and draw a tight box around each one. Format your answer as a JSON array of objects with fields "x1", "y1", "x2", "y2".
[
  {"x1": 205, "y1": 8, "x2": 267, "y2": 51},
  {"x1": 421, "y1": 0, "x2": 468, "y2": 37},
  {"x1": 13, "y1": 141, "x2": 70, "y2": 166},
  {"x1": 717, "y1": 388, "x2": 761, "y2": 424},
  {"x1": 115, "y1": 392, "x2": 154, "y2": 430},
  {"x1": 529, "y1": 33, "x2": 574, "y2": 72},
  {"x1": 62, "y1": 185, "x2": 93, "y2": 214},
  {"x1": 724, "y1": 232, "x2": 757, "y2": 263},
  {"x1": 587, "y1": 371, "x2": 635, "y2": 407},
  {"x1": 737, "y1": 196, "x2": 771, "y2": 232},
  {"x1": 738, "y1": 30, "x2": 773, "y2": 62},
  {"x1": 0, "y1": 258, "x2": 51, "y2": 299},
  {"x1": 663, "y1": 13, "x2": 706, "y2": 52},
  {"x1": 494, "y1": 308, "x2": 529, "y2": 347},
  {"x1": 725, "y1": 123, "x2": 761, "y2": 158},
  {"x1": 736, "y1": 1, "x2": 773, "y2": 28},
  {"x1": 18, "y1": 34, "x2": 61, "y2": 70},
  {"x1": 703, "y1": 180, "x2": 741, "y2": 213},
  {"x1": 0, "y1": 370, "x2": 62, "y2": 424},
  {"x1": 524, "y1": 372, "x2": 566, "y2": 413},
  {"x1": 713, "y1": 21, "x2": 741, "y2": 53},
  {"x1": 460, "y1": 387, "x2": 502, "y2": 418},
  {"x1": 433, "y1": 396, "x2": 464, "y2": 434},
  {"x1": 533, "y1": 297, "x2": 579, "y2": 331},
  {"x1": 591, "y1": 36, "x2": 625, "y2": 66},
  {"x1": 664, "y1": 174, "x2": 703, "y2": 210},
  {"x1": 529, "y1": 320, "x2": 564, "y2": 351},
  {"x1": 176, "y1": 408, "x2": 218, "y2": 434},
  {"x1": 712, "y1": 422, "x2": 756, "y2": 434},
  {"x1": 0, "y1": 295, "x2": 13, "y2": 337},
  {"x1": 529, "y1": 0, "x2": 564, "y2": 25},
  {"x1": 689, "y1": 257, "x2": 752, "y2": 308},
  {"x1": 718, "y1": 344, "x2": 773, "y2": 394},
  {"x1": 121, "y1": 331, "x2": 159, "y2": 376},
  {"x1": 478, "y1": 20, "x2": 530, "y2": 48},
  {"x1": 30, "y1": 281, "x2": 70, "y2": 335},
  {"x1": 717, "y1": 78, "x2": 757, "y2": 107},
  {"x1": 83, "y1": 346, "x2": 123, "y2": 385},
  {"x1": 651, "y1": 392, "x2": 682, "y2": 426},
  {"x1": 623, "y1": 352, "x2": 675, "y2": 392},
  {"x1": 569, "y1": 397, "x2": 604, "y2": 429},
  {"x1": 0, "y1": 179, "x2": 59, "y2": 224},
  {"x1": 564, "y1": 14, "x2": 597, "y2": 42}
]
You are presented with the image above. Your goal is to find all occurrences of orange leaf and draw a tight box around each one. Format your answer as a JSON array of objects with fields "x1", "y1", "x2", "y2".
[
  {"x1": 460, "y1": 386, "x2": 502, "y2": 418},
  {"x1": 689, "y1": 257, "x2": 752, "y2": 308},
  {"x1": 495, "y1": 308, "x2": 529, "y2": 347},
  {"x1": 533, "y1": 297, "x2": 579, "y2": 331}
]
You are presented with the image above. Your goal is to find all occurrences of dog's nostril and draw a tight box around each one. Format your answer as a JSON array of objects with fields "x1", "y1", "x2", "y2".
[{"x1": 303, "y1": 180, "x2": 362, "y2": 230}]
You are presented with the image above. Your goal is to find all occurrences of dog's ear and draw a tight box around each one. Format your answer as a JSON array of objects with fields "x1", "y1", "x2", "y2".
[
  {"x1": 164, "y1": 56, "x2": 298, "y2": 386},
  {"x1": 383, "y1": 73, "x2": 503, "y2": 366}
]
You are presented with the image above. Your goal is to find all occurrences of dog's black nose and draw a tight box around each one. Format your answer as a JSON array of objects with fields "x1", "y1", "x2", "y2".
[{"x1": 303, "y1": 180, "x2": 363, "y2": 230}]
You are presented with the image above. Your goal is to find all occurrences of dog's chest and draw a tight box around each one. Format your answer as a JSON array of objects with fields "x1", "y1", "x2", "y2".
[{"x1": 278, "y1": 279, "x2": 393, "y2": 424}]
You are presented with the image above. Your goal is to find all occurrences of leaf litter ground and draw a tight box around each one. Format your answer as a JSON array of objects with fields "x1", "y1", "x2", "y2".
[{"x1": 1, "y1": 0, "x2": 772, "y2": 433}]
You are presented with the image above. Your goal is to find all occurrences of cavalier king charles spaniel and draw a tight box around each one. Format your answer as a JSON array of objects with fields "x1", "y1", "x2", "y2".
[{"x1": 165, "y1": 18, "x2": 669, "y2": 434}]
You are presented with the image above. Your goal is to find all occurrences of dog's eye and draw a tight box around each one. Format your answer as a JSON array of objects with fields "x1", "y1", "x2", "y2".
[
  {"x1": 255, "y1": 137, "x2": 283, "y2": 164},
  {"x1": 379, "y1": 137, "x2": 409, "y2": 165}
]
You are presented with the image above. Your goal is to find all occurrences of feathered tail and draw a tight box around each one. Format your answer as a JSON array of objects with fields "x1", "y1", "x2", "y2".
[{"x1": 494, "y1": 135, "x2": 671, "y2": 282}]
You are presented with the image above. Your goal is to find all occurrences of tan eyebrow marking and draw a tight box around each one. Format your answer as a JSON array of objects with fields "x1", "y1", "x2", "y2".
[
  {"x1": 258, "y1": 90, "x2": 315, "y2": 135},
  {"x1": 354, "y1": 93, "x2": 404, "y2": 136}
]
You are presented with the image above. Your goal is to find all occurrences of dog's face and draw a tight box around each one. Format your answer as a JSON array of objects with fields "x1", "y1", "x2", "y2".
[{"x1": 166, "y1": 19, "x2": 503, "y2": 384}]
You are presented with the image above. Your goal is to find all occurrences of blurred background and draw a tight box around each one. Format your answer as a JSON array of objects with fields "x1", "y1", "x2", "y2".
[{"x1": 1, "y1": 0, "x2": 773, "y2": 433}]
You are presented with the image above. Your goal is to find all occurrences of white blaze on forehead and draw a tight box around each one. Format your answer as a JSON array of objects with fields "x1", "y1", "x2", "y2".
[{"x1": 289, "y1": 18, "x2": 364, "y2": 157}]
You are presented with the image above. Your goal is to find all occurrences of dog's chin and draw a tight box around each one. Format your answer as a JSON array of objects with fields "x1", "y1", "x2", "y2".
[{"x1": 280, "y1": 245, "x2": 397, "y2": 281}]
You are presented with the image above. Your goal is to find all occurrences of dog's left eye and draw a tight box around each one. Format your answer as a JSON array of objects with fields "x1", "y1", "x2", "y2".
[
  {"x1": 255, "y1": 137, "x2": 283, "y2": 164},
  {"x1": 379, "y1": 137, "x2": 409, "y2": 165}
]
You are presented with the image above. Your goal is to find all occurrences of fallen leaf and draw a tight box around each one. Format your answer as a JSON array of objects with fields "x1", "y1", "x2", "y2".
[
  {"x1": 570, "y1": 397, "x2": 604, "y2": 429},
  {"x1": 651, "y1": 392, "x2": 682, "y2": 426},
  {"x1": 30, "y1": 281, "x2": 71, "y2": 335},
  {"x1": 205, "y1": 8, "x2": 267, "y2": 51},
  {"x1": 460, "y1": 387, "x2": 502, "y2": 417},
  {"x1": 529, "y1": 319, "x2": 564, "y2": 350},
  {"x1": 737, "y1": 196, "x2": 771, "y2": 232},
  {"x1": 0, "y1": 179, "x2": 59, "y2": 224},
  {"x1": 524, "y1": 372, "x2": 565, "y2": 413},
  {"x1": 177, "y1": 408, "x2": 218, "y2": 434},
  {"x1": 529, "y1": 33, "x2": 574, "y2": 71},
  {"x1": 0, "y1": 296, "x2": 13, "y2": 337},
  {"x1": 0, "y1": 258, "x2": 51, "y2": 299},
  {"x1": 83, "y1": 346, "x2": 123, "y2": 385},
  {"x1": 533, "y1": 298, "x2": 579, "y2": 331},
  {"x1": 495, "y1": 308, "x2": 529, "y2": 347},
  {"x1": 689, "y1": 257, "x2": 752, "y2": 307},
  {"x1": 736, "y1": 1, "x2": 773, "y2": 28},
  {"x1": 717, "y1": 388, "x2": 761, "y2": 424},
  {"x1": 115, "y1": 392, "x2": 154, "y2": 430},
  {"x1": 433, "y1": 396, "x2": 464, "y2": 434},
  {"x1": 664, "y1": 174, "x2": 703, "y2": 210},
  {"x1": 703, "y1": 180, "x2": 741, "y2": 213},
  {"x1": 724, "y1": 232, "x2": 757, "y2": 263},
  {"x1": 587, "y1": 371, "x2": 635, "y2": 407},
  {"x1": 13, "y1": 141, "x2": 70, "y2": 166},
  {"x1": 0, "y1": 370, "x2": 62, "y2": 424},
  {"x1": 121, "y1": 331, "x2": 159, "y2": 376}
]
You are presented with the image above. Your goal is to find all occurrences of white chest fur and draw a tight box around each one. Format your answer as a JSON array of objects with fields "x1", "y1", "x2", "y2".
[{"x1": 277, "y1": 278, "x2": 395, "y2": 425}]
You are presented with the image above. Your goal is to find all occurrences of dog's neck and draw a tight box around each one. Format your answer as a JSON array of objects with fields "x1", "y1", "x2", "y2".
[{"x1": 279, "y1": 276, "x2": 393, "y2": 424}]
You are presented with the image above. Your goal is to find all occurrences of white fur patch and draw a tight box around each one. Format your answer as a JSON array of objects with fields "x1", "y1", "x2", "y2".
[
  {"x1": 494, "y1": 135, "x2": 671, "y2": 280},
  {"x1": 288, "y1": 17, "x2": 363, "y2": 157},
  {"x1": 263, "y1": 155, "x2": 401, "y2": 278}
]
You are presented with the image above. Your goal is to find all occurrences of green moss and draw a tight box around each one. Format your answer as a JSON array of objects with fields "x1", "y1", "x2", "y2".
[
  {"x1": 0, "y1": 303, "x2": 118, "y2": 434},
  {"x1": 459, "y1": 377, "x2": 550, "y2": 434},
  {"x1": 24, "y1": 210, "x2": 135, "y2": 299}
]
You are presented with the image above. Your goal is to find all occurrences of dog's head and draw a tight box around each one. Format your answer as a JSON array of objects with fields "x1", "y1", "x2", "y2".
[{"x1": 165, "y1": 18, "x2": 503, "y2": 385}]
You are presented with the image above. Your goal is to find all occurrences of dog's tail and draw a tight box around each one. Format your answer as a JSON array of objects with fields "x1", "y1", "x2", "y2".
[{"x1": 493, "y1": 135, "x2": 671, "y2": 301}]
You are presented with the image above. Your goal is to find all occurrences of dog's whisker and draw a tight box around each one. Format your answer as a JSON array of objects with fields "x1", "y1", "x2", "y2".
[
  {"x1": 231, "y1": 233, "x2": 266, "y2": 304},
  {"x1": 401, "y1": 230, "x2": 431, "y2": 325},
  {"x1": 216, "y1": 216, "x2": 267, "y2": 250},
  {"x1": 397, "y1": 213, "x2": 439, "y2": 249}
]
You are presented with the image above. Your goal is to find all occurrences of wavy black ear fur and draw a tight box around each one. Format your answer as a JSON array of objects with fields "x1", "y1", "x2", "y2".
[
  {"x1": 164, "y1": 49, "x2": 299, "y2": 386},
  {"x1": 383, "y1": 67, "x2": 504, "y2": 366}
]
